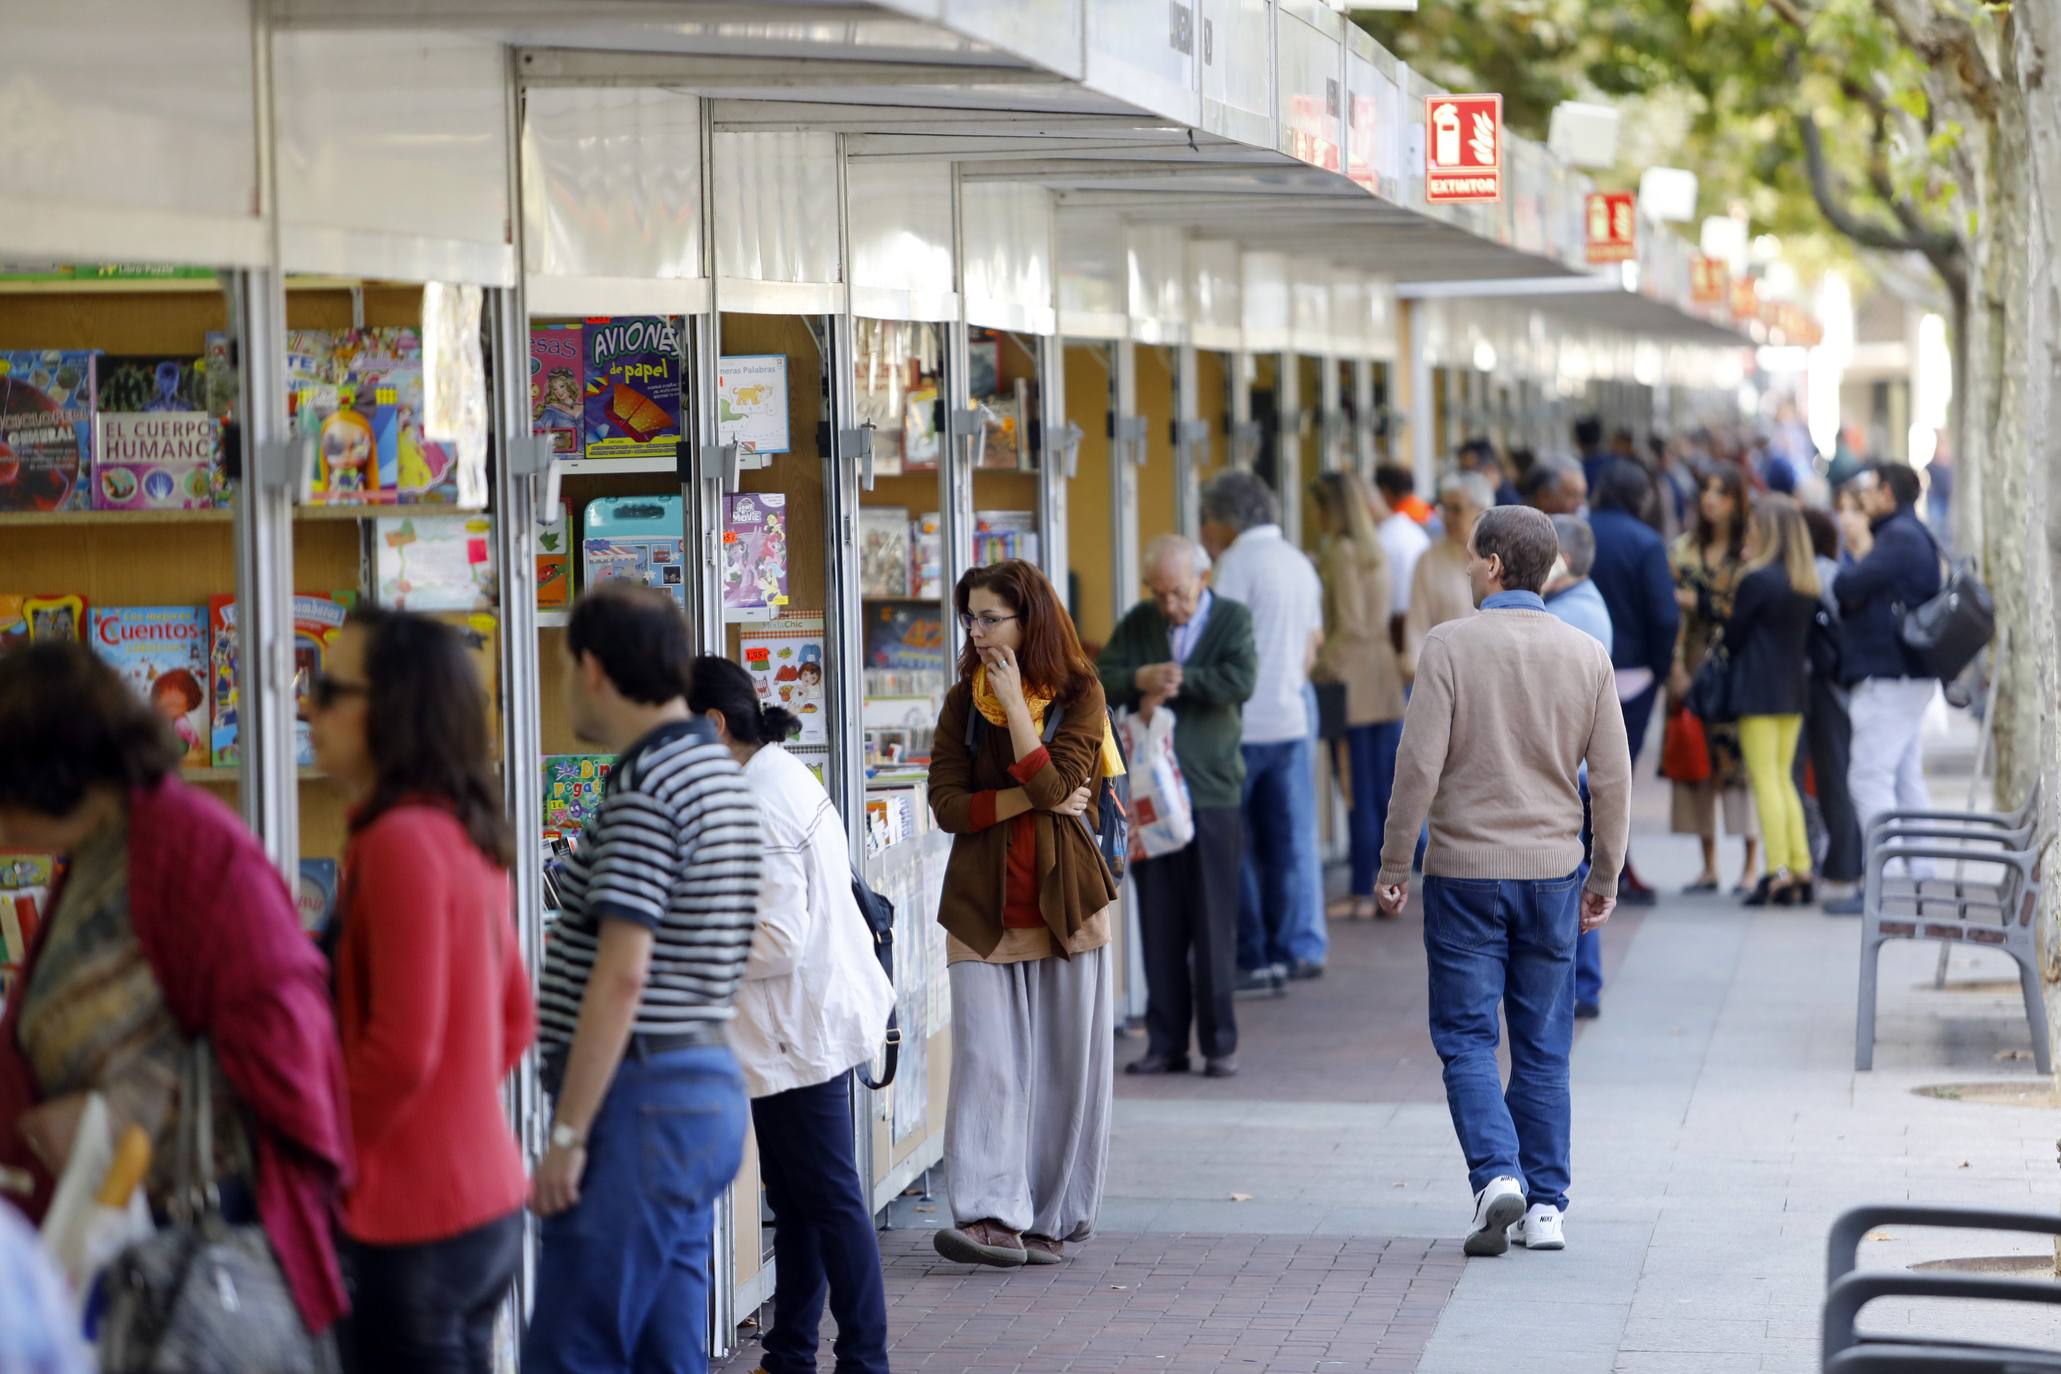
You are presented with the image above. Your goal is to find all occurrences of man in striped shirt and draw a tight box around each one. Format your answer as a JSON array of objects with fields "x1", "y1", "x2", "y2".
[{"x1": 525, "y1": 583, "x2": 763, "y2": 1374}]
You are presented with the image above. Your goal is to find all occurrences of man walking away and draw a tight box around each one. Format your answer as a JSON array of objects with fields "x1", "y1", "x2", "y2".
[
  {"x1": 1098, "y1": 535, "x2": 1259, "y2": 1076},
  {"x1": 1823, "y1": 463, "x2": 1942, "y2": 914},
  {"x1": 1575, "y1": 415, "x2": 1614, "y2": 494},
  {"x1": 1378, "y1": 506, "x2": 1630, "y2": 1258},
  {"x1": 1201, "y1": 471, "x2": 1327, "y2": 994},
  {"x1": 526, "y1": 584, "x2": 762, "y2": 1374},
  {"x1": 1545, "y1": 515, "x2": 1613, "y2": 1019},
  {"x1": 1585, "y1": 460, "x2": 1680, "y2": 907},
  {"x1": 1519, "y1": 458, "x2": 1588, "y2": 518}
]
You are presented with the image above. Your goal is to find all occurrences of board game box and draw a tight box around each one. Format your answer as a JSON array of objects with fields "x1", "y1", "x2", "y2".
[
  {"x1": 92, "y1": 413, "x2": 225, "y2": 510},
  {"x1": 89, "y1": 605, "x2": 210, "y2": 768},
  {"x1": 530, "y1": 326, "x2": 584, "y2": 456},
  {"x1": 582, "y1": 495, "x2": 686, "y2": 607},
  {"x1": 0, "y1": 349, "x2": 96, "y2": 512},
  {"x1": 583, "y1": 317, "x2": 681, "y2": 461},
  {"x1": 721, "y1": 490, "x2": 789, "y2": 620}
]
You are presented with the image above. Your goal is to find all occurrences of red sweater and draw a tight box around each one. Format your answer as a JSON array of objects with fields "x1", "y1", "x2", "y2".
[
  {"x1": 0, "y1": 779, "x2": 351, "y2": 1333},
  {"x1": 335, "y1": 804, "x2": 534, "y2": 1245}
]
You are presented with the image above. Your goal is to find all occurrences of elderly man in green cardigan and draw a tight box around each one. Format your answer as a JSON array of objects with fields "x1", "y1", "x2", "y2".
[{"x1": 1096, "y1": 533, "x2": 1259, "y2": 1079}]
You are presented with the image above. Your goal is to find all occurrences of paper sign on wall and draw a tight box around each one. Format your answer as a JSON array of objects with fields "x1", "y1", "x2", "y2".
[{"x1": 1424, "y1": 93, "x2": 1503, "y2": 204}]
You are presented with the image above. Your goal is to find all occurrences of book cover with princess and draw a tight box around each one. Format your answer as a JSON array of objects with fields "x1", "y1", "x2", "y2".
[
  {"x1": 0, "y1": 349, "x2": 97, "y2": 512},
  {"x1": 583, "y1": 317, "x2": 681, "y2": 460},
  {"x1": 290, "y1": 329, "x2": 456, "y2": 504},
  {"x1": 531, "y1": 327, "x2": 584, "y2": 455},
  {"x1": 89, "y1": 606, "x2": 210, "y2": 768}
]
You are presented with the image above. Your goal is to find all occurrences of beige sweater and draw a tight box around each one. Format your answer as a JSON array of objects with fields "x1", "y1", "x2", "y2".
[
  {"x1": 1402, "y1": 539, "x2": 1477, "y2": 678},
  {"x1": 1377, "y1": 604, "x2": 1632, "y2": 898}
]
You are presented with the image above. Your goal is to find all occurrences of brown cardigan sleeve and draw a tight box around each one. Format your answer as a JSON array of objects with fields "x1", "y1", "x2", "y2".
[
  {"x1": 1017, "y1": 680, "x2": 1108, "y2": 811},
  {"x1": 927, "y1": 683, "x2": 981, "y2": 834}
]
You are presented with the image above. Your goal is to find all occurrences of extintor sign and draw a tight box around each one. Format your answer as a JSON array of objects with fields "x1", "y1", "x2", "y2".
[
  {"x1": 1585, "y1": 192, "x2": 1636, "y2": 264},
  {"x1": 1424, "y1": 93, "x2": 1502, "y2": 203}
]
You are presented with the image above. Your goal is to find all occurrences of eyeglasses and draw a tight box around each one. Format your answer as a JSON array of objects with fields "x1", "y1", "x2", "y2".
[
  {"x1": 309, "y1": 673, "x2": 370, "y2": 710},
  {"x1": 958, "y1": 613, "x2": 1019, "y2": 632}
]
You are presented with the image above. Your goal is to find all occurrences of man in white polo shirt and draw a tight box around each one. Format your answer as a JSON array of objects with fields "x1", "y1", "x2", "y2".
[{"x1": 1201, "y1": 471, "x2": 1326, "y2": 996}]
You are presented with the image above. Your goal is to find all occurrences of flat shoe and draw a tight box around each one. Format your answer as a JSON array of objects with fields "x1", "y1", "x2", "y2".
[
  {"x1": 934, "y1": 1223, "x2": 1026, "y2": 1268},
  {"x1": 1682, "y1": 879, "x2": 1719, "y2": 895},
  {"x1": 1022, "y1": 1236, "x2": 1065, "y2": 1265},
  {"x1": 1124, "y1": 1054, "x2": 1191, "y2": 1076}
]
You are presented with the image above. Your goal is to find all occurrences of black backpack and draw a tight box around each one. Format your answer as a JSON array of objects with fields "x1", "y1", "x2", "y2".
[
  {"x1": 848, "y1": 870, "x2": 901, "y2": 1091},
  {"x1": 965, "y1": 702, "x2": 1131, "y2": 884},
  {"x1": 1899, "y1": 528, "x2": 1994, "y2": 683}
]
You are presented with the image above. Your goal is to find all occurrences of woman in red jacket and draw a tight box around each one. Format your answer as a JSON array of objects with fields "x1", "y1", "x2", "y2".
[
  {"x1": 309, "y1": 609, "x2": 534, "y2": 1374},
  {"x1": 0, "y1": 643, "x2": 350, "y2": 1344}
]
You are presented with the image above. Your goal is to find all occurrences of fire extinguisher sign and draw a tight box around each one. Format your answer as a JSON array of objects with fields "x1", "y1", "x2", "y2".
[{"x1": 1424, "y1": 93, "x2": 1503, "y2": 204}]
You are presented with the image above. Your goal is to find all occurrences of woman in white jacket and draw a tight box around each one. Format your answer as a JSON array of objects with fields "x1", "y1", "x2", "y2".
[{"x1": 690, "y1": 655, "x2": 897, "y2": 1374}]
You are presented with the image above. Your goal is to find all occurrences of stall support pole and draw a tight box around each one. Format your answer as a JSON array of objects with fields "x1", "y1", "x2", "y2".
[
  {"x1": 1353, "y1": 359, "x2": 1377, "y2": 479},
  {"x1": 1275, "y1": 349, "x2": 1301, "y2": 547},
  {"x1": 1406, "y1": 307, "x2": 1436, "y2": 495},
  {"x1": 1230, "y1": 349, "x2": 1256, "y2": 470},
  {"x1": 1110, "y1": 338, "x2": 1147, "y2": 1027},
  {"x1": 687, "y1": 104, "x2": 727, "y2": 658},
  {"x1": 229, "y1": 266, "x2": 300, "y2": 882},
  {"x1": 1037, "y1": 332, "x2": 1070, "y2": 591},
  {"x1": 1174, "y1": 341, "x2": 1202, "y2": 540},
  {"x1": 942, "y1": 165, "x2": 975, "y2": 664}
]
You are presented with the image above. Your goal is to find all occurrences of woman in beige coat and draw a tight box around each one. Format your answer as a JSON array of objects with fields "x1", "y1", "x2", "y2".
[{"x1": 1311, "y1": 471, "x2": 1409, "y2": 920}]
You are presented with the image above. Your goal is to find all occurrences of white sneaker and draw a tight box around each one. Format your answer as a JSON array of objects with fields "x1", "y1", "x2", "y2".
[
  {"x1": 1510, "y1": 1203, "x2": 1565, "y2": 1251},
  {"x1": 1463, "y1": 1177, "x2": 1526, "y2": 1256}
]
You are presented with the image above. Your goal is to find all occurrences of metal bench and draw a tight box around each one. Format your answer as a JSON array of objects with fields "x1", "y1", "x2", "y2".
[
  {"x1": 1853, "y1": 785, "x2": 2048, "y2": 1074},
  {"x1": 1823, "y1": 1204, "x2": 2061, "y2": 1371}
]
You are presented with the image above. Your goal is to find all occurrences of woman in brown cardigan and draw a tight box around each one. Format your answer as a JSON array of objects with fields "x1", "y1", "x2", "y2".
[
  {"x1": 1311, "y1": 471, "x2": 1409, "y2": 920},
  {"x1": 927, "y1": 559, "x2": 1121, "y2": 1269}
]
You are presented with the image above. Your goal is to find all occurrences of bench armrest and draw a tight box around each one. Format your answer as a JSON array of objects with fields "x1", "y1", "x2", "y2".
[
  {"x1": 1824, "y1": 1271, "x2": 2061, "y2": 1359},
  {"x1": 1827, "y1": 1204, "x2": 2061, "y2": 1284}
]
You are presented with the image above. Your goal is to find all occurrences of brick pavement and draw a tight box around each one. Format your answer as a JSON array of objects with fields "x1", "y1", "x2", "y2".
[{"x1": 714, "y1": 1228, "x2": 1465, "y2": 1374}]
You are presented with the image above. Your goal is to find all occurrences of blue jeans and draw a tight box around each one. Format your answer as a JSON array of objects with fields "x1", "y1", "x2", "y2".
[
  {"x1": 1343, "y1": 721, "x2": 1404, "y2": 897},
  {"x1": 1423, "y1": 873, "x2": 1581, "y2": 1212},
  {"x1": 1238, "y1": 736, "x2": 1326, "y2": 971},
  {"x1": 525, "y1": 1046, "x2": 749, "y2": 1374},
  {"x1": 751, "y1": 1074, "x2": 889, "y2": 1374}
]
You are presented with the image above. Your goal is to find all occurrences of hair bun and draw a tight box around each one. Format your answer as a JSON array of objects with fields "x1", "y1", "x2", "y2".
[{"x1": 759, "y1": 704, "x2": 802, "y2": 742}]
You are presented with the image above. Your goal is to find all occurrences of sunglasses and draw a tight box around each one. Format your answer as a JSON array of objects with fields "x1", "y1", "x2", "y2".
[{"x1": 309, "y1": 673, "x2": 370, "y2": 710}]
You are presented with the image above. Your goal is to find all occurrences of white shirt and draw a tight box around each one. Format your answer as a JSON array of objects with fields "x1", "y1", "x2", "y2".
[
  {"x1": 732, "y1": 744, "x2": 896, "y2": 1099},
  {"x1": 1379, "y1": 512, "x2": 1432, "y2": 616},
  {"x1": 1210, "y1": 524, "x2": 1324, "y2": 745}
]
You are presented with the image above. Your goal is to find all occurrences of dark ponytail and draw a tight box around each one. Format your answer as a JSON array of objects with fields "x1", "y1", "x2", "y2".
[{"x1": 688, "y1": 654, "x2": 802, "y2": 746}]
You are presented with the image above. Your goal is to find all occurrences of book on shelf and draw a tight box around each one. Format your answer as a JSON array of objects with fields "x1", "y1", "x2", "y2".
[
  {"x1": 89, "y1": 605, "x2": 210, "y2": 769},
  {"x1": 0, "y1": 349, "x2": 97, "y2": 513}
]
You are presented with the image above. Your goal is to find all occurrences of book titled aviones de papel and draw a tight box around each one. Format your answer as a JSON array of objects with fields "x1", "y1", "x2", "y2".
[{"x1": 90, "y1": 605, "x2": 210, "y2": 767}]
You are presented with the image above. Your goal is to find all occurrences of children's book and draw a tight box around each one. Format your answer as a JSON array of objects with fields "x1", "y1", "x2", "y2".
[
  {"x1": 89, "y1": 606, "x2": 210, "y2": 768},
  {"x1": 333, "y1": 328, "x2": 457, "y2": 502},
  {"x1": 583, "y1": 317, "x2": 681, "y2": 461},
  {"x1": 864, "y1": 598, "x2": 946, "y2": 676},
  {"x1": 0, "y1": 350, "x2": 96, "y2": 512},
  {"x1": 911, "y1": 512, "x2": 944, "y2": 599},
  {"x1": 543, "y1": 755, "x2": 616, "y2": 839},
  {"x1": 537, "y1": 499, "x2": 572, "y2": 610},
  {"x1": 209, "y1": 596, "x2": 239, "y2": 768},
  {"x1": 720, "y1": 491, "x2": 789, "y2": 621},
  {"x1": 0, "y1": 597, "x2": 28, "y2": 654},
  {"x1": 858, "y1": 508, "x2": 912, "y2": 598},
  {"x1": 530, "y1": 327, "x2": 585, "y2": 456},
  {"x1": 292, "y1": 595, "x2": 348, "y2": 767},
  {"x1": 902, "y1": 385, "x2": 940, "y2": 471},
  {"x1": 25, "y1": 595, "x2": 84, "y2": 643},
  {"x1": 92, "y1": 413, "x2": 224, "y2": 510},
  {"x1": 740, "y1": 616, "x2": 828, "y2": 746},
  {"x1": 374, "y1": 514, "x2": 498, "y2": 612}
]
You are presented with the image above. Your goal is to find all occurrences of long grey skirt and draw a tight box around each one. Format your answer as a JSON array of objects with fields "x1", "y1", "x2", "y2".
[{"x1": 944, "y1": 945, "x2": 1114, "y2": 1241}]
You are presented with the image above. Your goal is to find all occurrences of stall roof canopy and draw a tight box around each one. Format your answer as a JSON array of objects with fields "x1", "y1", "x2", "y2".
[
  {"x1": 1399, "y1": 275, "x2": 1749, "y2": 347},
  {"x1": 260, "y1": 1, "x2": 1730, "y2": 336}
]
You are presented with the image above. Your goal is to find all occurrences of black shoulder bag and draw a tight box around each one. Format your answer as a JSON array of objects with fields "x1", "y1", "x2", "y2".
[{"x1": 849, "y1": 870, "x2": 901, "y2": 1091}]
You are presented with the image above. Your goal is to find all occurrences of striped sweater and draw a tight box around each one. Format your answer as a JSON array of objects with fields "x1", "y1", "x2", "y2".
[{"x1": 538, "y1": 719, "x2": 763, "y2": 1051}]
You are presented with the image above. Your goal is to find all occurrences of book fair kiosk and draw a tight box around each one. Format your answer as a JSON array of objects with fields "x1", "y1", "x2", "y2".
[{"x1": 0, "y1": 0, "x2": 1773, "y2": 1359}]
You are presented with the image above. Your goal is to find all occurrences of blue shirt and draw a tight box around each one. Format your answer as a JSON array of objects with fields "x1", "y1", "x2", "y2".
[
  {"x1": 1169, "y1": 589, "x2": 1214, "y2": 664},
  {"x1": 1480, "y1": 590, "x2": 1546, "y2": 612},
  {"x1": 1545, "y1": 579, "x2": 1614, "y2": 649}
]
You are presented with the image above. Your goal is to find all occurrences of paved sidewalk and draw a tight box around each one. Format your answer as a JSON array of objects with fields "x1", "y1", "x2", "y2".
[{"x1": 721, "y1": 723, "x2": 2061, "y2": 1372}]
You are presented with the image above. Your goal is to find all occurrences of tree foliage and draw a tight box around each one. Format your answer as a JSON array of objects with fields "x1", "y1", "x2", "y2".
[{"x1": 1352, "y1": 0, "x2": 1987, "y2": 280}]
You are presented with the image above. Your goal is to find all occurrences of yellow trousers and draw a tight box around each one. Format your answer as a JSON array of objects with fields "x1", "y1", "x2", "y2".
[{"x1": 1738, "y1": 714, "x2": 1810, "y2": 876}]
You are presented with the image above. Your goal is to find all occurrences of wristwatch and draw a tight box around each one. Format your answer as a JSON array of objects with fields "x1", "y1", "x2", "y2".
[{"x1": 549, "y1": 1121, "x2": 585, "y2": 1152}]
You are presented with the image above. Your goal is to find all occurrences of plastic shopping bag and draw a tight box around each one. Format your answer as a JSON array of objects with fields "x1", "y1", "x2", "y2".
[
  {"x1": 1119, "y1": 708, "x2": 1195, "y2": 861},
  {"x1": 40, "y1": 1094, "x2": 153, "y2": 1301}
]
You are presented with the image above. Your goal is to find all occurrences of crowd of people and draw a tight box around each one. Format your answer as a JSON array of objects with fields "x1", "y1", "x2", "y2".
[{"x1": 0, "y1": 408, "x2": 1955, "y2": 1369}]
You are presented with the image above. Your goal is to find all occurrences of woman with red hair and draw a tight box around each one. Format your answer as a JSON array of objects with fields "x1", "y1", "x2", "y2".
[{"x1": 926, "y1": 560, "x2": 1122, "y2": 1269}]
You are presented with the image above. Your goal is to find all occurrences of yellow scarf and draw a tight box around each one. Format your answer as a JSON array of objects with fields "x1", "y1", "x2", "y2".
[{"x1": 971, "y1": 666, "x2": 1127, "y2": 779}]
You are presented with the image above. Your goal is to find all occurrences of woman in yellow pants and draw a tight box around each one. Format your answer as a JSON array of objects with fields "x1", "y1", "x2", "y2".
[{"x1": 1723, "y1": 495, "x2": 1821, "y2": 907}]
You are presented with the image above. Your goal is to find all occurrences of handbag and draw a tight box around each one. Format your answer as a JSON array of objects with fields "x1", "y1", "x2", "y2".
[
  {"x1": 1312, "y1": 679, "x2": 1350, "y2": 742},
  {"x1": 98, "y1": 1039, "x2": 327, "y2": 1374},
  {"x1": 1659, "y1": 705, "x2": 1712, "y2": 784},
  {"x1": 1899, "y1": 553, "x2": 1994, "y2": 683},
  {"x1": 848, "y1": 871, "x2": 902, "y2": 1092},
  {"x1": 1684, "y1": 645, "x2": 1737, "y2": 726}
]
